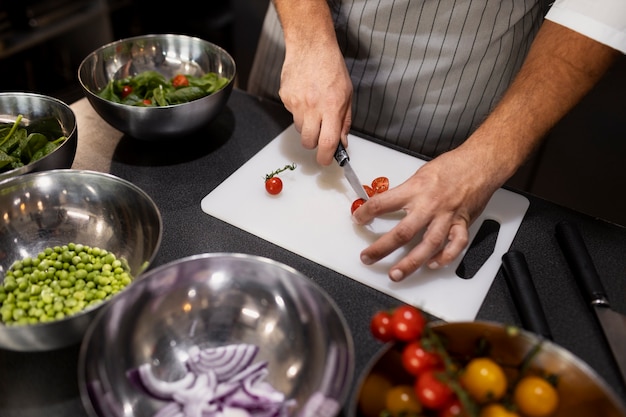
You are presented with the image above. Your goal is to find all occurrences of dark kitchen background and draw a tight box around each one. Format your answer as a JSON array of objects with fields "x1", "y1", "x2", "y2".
[{"x1": 1, "y1": 0, "x2": 624, "y2": 227}]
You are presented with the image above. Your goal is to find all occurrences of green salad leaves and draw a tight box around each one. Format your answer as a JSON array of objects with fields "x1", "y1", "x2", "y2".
[
  {"x1": 0, "y1": 115, "x2": 68, "y2": 173},
  {"x1": 97, "y1": 71, "x2": 230, "y2": 107}
]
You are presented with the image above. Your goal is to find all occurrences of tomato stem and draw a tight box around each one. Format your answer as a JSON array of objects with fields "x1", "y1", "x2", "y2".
[{"x1": 264, "y1": 163, "x2": 296, "y2": 180}]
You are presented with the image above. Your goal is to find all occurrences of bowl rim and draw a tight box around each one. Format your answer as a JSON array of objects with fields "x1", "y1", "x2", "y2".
[
  {"x1": 77, "y1": 33, "x2": 237, "y2": 110},
  {"x1": 0, "y1": 168, "x2": 163, "y2": 331}
]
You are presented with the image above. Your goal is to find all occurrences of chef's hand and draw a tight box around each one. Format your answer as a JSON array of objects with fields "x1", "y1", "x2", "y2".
[
  {"x1": 352, "y1": 146, "x2": 503, "y2": 282},
  {"x1": 278, "y1": 40, "x2": 353, "y2": 166}
]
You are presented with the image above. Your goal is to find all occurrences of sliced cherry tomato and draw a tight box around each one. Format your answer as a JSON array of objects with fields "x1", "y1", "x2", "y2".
[
  {"x1": 479, "y1": 403, "x2": 520, "y2": 417},
  {"x1": 390, "y1": 305, "x2": 426, "y2": 342},
  {"x1": 265, "y1": 177, "x2": 283, "y2": 195},
  {"x1": 459, "y1": 357, "x2": 507, "y2": 403},
  {"x1": 142, "y1": 99, "x2": 152, "y2": 106},
  {"x1": 371, "y1": 176, "x2": 389, "y2": 194},
  {"x1": 414, "y1": 370, "x2": 454, "y2": 411},
  {"x1": 172, "y1": 74, "x2": 189, "y2": 87},
  {"x1": 385, "y1": 385, "x2": 422, "y2": 416},
  {"x1": 513, "y1": 375, "x2": 559, "y2": 417},
  {"x1": 351, "y1": 198, "x2": 366, "y2": 215},
  {"x1": 363, "y1": 184, "x2": 375, "y2": 197},
  {"x1": 121, "y1": 85, "x2": 133, "y2": 98},
  {"x1": 401, "y1": 340, "x2": 442, "y2": 376}
]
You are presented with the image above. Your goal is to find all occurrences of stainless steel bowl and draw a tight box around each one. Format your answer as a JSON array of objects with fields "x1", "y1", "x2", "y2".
[
  {"x1": 0, "y1": 169, "x2": 162, "y2": 351},
  {"x1": 350, "y1": 321, "x2": 626, "y2": 417},
  {"x1": 0, "y1": 92, "x2": 77, "y2": 182},
  {"x1": 77, "y1": 34, "x2": 236, "y2": 140},
  {"x1": 79, "y1": 253, "x2": 354, "y2": 417}
]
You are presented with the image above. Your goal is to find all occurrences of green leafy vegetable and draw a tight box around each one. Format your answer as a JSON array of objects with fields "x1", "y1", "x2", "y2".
[
  {"x1": 0, "y1": 115, "x2": 68, "y2": 174},
  {"x1": 97, "y1": 70, "x2": 230, "y2": 107}
]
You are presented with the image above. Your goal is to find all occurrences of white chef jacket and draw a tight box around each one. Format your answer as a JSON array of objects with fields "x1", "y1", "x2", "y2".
[
  {"x1": 248, "y1": 1, "x2": 549, "y2": 157},
  {"x1": 545, "y1": 0, "x2": 626, "y2": 53}
]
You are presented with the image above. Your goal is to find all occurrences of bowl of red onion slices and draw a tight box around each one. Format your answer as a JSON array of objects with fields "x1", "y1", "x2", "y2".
[{"x1": 78, "y1": 253, "x2": 354, "y2": 417}]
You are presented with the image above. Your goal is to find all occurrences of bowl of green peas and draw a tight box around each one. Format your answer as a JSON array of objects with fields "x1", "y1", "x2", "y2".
[{"x1": 0, "y1": 169, "x2": 162, "y2": 351}]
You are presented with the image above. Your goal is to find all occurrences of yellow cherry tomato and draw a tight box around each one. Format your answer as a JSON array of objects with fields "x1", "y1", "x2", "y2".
[
  {"x1": 358, "y1": 373, "x2": 393, "y2": 417},
  {"x1": 513, "y1": 375, "x2": 559, "y2": 417},
  {"x1": 459, "y1": 357, "x2": 508, "y2": 403},
  {"x1": 385, "y1": 384, "x2": 422, "y2": 416},
  {"x1": 480, "y1": 403, "x2": 520, "y2": 417}
]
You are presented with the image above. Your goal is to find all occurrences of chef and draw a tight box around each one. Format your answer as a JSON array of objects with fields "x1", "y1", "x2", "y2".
[{"x1": 247, "y1": 0, "x2": 626, "y2": 281}]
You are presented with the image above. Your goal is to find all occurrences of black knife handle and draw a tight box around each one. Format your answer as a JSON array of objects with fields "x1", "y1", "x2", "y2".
[
  {"x1": 334, "y1": 142, "x2": 349, "y2": 167},
  {"x1": 555, "y1": 221, "x2": 609, "y2": 306},
  {"x1": 502, "y1": 250, "x2": 553, "y2": 340}
]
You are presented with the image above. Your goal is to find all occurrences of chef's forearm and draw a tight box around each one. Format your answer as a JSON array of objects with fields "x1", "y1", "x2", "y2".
[
  {"x1": 462, "y1": 19, "x2": 619, "y2": 186},
  {"x1": 272, "y1": 0, "x2": 338, "y2": 51}
]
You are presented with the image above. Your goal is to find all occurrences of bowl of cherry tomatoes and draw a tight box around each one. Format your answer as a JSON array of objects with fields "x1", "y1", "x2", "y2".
[{"x1": 352, "y1": 305, "x2": 626, "y2": 417}]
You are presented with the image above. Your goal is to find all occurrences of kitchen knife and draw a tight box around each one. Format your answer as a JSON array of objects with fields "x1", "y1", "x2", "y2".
[
  {"x1": 555, "y1": 220, "x2": 626, "y2": 386},
  {"x1": 334, "y1": 142, "x2": 369, "y2": 201},
  {"x1": 502, "y1": 250, "x2": 553, "y2": 340}
]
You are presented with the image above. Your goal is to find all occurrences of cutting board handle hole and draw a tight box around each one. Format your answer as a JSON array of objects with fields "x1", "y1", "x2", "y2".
[{"x1": 456, "y1": 219, "x2": 501, "y2": 279}]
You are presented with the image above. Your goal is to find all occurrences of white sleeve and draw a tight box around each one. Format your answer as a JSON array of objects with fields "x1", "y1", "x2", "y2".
[{"x1": 545, "y1": 0, "x2": 626, "y2": 53}]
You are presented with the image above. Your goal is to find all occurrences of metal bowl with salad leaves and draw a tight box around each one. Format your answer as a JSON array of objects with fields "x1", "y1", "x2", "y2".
[
  {"x1": 0, "y1": 92, "x2": 77, "y2": 182},
  {"x1": 78, "y1": 33, "x2": 236, "y2": 140}
]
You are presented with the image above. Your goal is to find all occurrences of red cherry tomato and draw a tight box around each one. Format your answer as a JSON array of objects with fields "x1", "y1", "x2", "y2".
[
  {"x1": 142, "y1": 99, "x2": 152, "y2": 106},
  {"x1": 172, "y1": 74, "x2": 189, "y2": 87},
  {"x1": 438, "y1": 398, "x2": 467, "y2": 417},
  {"x1": 401, "y1": 340, "x2": 442, "y2": 376},
  {"x1": 414, "y1": 370, "x2": 454, "y2": 411},
  {"x1": 351, "y1": 198, "x2": 366, "y2": 214},
  {"x1": 121, "y1": 85, "x2": 133, "y2": 98},
  {"x1": 363, "y1": 185, "x2": 375, "y2": 197},
  {"x1": 265, "y1": 177, "x2": 283, "y2": 195},
  {"x1": 371, "y1": 176, "x2": 389, "y2": 194},
  {"x1": 390, "y1": 305, "x2": 426, "y2": 342},
  {"x1": 370, "y1": 310, "x2": 394, "y2": 342}
]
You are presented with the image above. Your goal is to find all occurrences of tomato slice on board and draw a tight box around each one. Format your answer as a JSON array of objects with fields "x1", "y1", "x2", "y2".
[
  {"x1": 363, "y1": 185, "x2": 376, "y2": 197},
  {"x1": 351, "y1": 198, "x2": 366, "y2": 214},
  {"x1": 371, "y1": 176, "x2": 389, "y2": 194}
]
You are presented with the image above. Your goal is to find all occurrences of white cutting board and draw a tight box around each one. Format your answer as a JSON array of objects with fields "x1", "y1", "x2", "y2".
[{"x1": 201, "y1": 124, "x2": 529, "y2": 321}]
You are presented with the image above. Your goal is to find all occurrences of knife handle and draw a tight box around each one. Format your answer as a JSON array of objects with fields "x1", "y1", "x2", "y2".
[
  {"x1": 334, "y1": 142, "x2": 349, "y2": 167},
  {"x1": 502, "y1": 250, "x2": 553, "y2": 340},
  {"x1": 555, "y1": 221, "x2": 609, "y2": 306}
]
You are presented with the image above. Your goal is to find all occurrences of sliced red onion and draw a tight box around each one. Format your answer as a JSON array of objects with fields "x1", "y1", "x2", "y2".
[
  {"x1": 154, "y1": 402, "x2": 184, "y2": 417},
  {"x1": 131, "y1": 343, "x2": 295, "y2": 417},
  {"x1": 187, "y1": 344, "x2": 259, "y2": 382},
  {"x1": 137, "y1": 363, "x2": 196, "y2": 400}
]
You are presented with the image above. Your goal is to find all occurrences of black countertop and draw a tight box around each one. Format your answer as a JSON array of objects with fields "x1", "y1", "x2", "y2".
[{"x1": 1, "y1": 89, "x2": 625, "y2": 416}]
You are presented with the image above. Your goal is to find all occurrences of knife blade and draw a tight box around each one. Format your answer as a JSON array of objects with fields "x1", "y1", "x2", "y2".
[
  {"x1": 555, "y1": 220, "x2": 626, "y2": 386},
  {"x1": 334, "y1": 142, "x2": 369, "y2": 201}
]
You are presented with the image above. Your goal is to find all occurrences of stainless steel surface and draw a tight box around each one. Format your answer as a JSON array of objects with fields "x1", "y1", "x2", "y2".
[
  {"x1": 78, "y1": 253, "x2": 354, "y2": 417},
  {"x1": 350, "y1": 321, "x2": 626, "y2": 417},
  {"x1": 334, "y1": 142, "x2": 369, "y2": 201},
  {"x1": 0, "y1": 169, "x2": 162, "y2": 351},
  {"x1": 0, "y1": 92, "x2": 78, "y2": 182},
  {"x1": 555, "y1": 221, "x2": 626, "y2": 385},
  {"x1": 77, "y1": 33, "x2": 236, "y2": 140}
]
